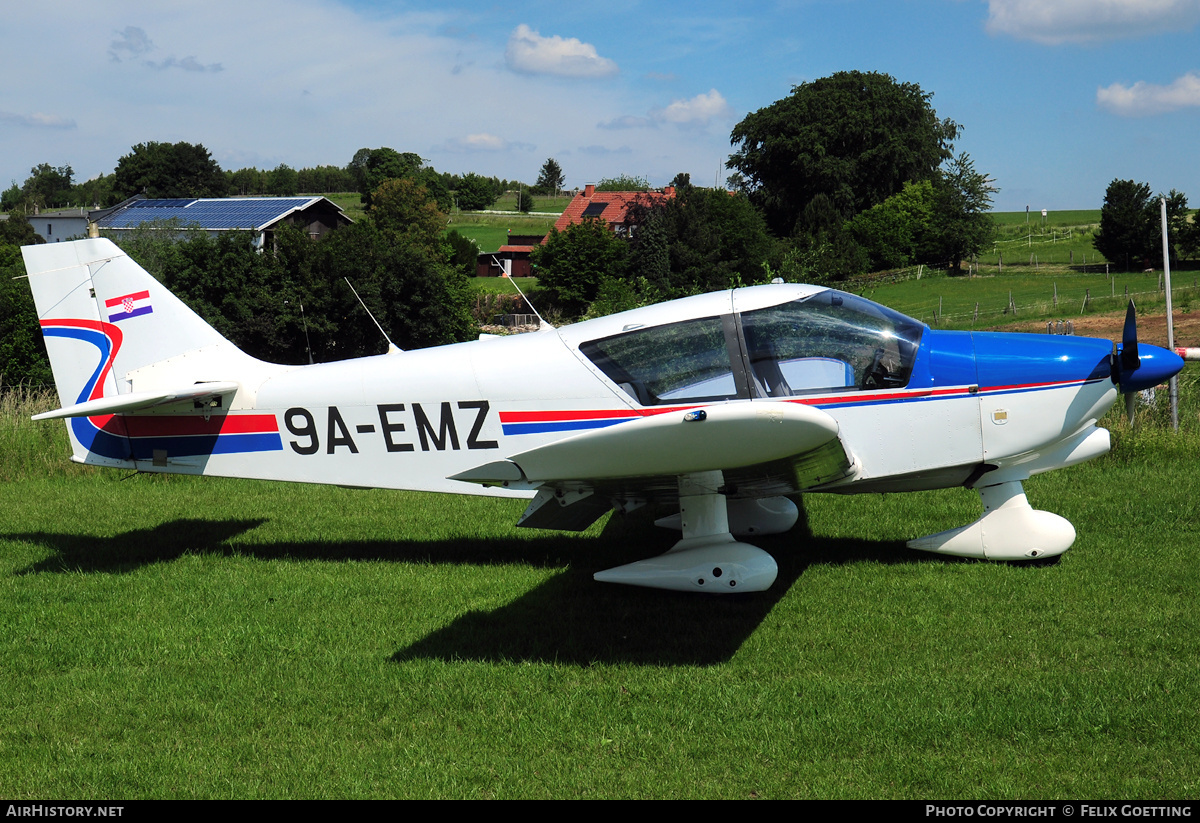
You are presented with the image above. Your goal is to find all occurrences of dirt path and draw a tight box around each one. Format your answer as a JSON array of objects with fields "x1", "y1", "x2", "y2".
[{"x1": 994, "y1": 311, "x2": 1200, "y2": 349}]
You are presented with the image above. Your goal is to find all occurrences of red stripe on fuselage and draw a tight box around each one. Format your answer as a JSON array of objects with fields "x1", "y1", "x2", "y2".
[{"x1": 96, "y1": 413, "x2": 279, "y2": 438}]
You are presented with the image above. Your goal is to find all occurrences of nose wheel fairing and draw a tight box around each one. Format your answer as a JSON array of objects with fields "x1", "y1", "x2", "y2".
[{"x1": 906, "y1": 480, "x2": 1076, "y2": 561}]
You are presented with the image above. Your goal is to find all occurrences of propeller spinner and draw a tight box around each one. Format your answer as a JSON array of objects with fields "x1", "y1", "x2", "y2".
[{"x1": 1113, "y1": 300, "x2": 1184, "y2": 397}]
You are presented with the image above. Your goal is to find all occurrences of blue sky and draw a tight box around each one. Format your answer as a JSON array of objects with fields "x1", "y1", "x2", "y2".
[{"x1": 4, "y1": 0, "x2": 1199, "y2": 212}]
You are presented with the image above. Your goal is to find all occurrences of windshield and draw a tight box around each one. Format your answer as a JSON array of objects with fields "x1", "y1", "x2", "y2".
[{"x1": 739, "y1": 291, "x2": 923, "y2": 395}]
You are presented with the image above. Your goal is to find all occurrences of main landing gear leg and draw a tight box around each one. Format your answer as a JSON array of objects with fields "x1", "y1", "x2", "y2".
[
  {"x1": 906, "y1": 480, "x2": 1076, "y2": 561},
  {"x1": 593, "y1": 470, "x2": 779, "y2": 593}
]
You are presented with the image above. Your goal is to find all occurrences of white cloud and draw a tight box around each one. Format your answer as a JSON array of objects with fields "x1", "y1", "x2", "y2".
[
  {"x1": 654, "y1": 89, "x2": 731, "y2": 126},
  {"x1": 109, "y1": 26, "x2": 153, "y2": 62},
  {"x1": 504, "y1": 24, "x2": 618, "y2": 78},
  {"x1": 1097, "y1": 72, "x2": 1200, "y2": 116},
  {"x1": 601, "y1": 89, "x2": 731, "y2": 130},
  {"x1": 985, "y1": 0, "x2": 1200, "y2": 44},
  {"x1": 0, "y1": 111, "x2": 77, "y2": 129}
]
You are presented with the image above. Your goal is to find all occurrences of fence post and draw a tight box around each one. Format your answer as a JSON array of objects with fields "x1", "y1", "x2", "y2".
[
  {"x1": 1081, "y1": 289, "x2": 1089, "y2": 315},
  {"x1": 974, "y1": 302, "x2": 979, "y2": 324},
  {"x1": 1053, "y1": 282, "x2": 1057, "y2": 308}
]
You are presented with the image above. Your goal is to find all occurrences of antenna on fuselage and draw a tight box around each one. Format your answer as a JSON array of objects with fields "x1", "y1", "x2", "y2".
[
  {"x1": 343, "y1": 277, "x2": 402, "y2": 354},
  {"x1": 490, "y1": 254, "x2": 553, "y2": 331}
]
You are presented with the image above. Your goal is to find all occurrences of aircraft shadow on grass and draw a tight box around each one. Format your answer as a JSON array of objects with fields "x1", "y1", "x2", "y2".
[{"x1": 4, "y1": 503, "x2": 983, "y2": 666}]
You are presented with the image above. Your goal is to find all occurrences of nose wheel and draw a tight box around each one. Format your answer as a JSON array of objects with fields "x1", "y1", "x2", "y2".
[{"x1": 907, "y1": 480, "x2": 1075, "y2": 561}]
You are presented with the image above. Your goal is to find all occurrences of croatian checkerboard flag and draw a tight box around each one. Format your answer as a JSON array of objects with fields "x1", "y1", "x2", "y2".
[{"x1": 105, "y1": 290, "x2": 154, "y2": 322}]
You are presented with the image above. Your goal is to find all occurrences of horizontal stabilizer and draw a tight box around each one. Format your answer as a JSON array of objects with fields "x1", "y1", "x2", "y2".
[{"x1": 32, "y1": 382, "x2": 240, "y2": 420}]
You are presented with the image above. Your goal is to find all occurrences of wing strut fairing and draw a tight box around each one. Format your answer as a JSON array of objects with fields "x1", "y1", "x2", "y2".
[{"x1": 593, "y1": 471, "x2": 779, "y2": 593}]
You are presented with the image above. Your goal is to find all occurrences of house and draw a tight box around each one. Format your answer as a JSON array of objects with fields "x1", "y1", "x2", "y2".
[
  {"x1": 473, "y1": 185, "x2": 677, "y2": 277},
  {"x1": 22, "y1": 206, "x2": 91, "y2": 243},
  {"x1": 476, "y1": 233, "x2": 544, "y2": 277},
  {"x1": 547, "y1": 183, "x2": 675, "y2": 239},
  {"x1": 94, "y1": 196, "x2": 352, "y2": 248}
]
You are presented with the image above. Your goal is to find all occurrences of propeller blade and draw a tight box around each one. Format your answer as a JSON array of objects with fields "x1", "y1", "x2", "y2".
[{"x1": 1120, "y1": 300, "x2": 1140, "y2": 371}]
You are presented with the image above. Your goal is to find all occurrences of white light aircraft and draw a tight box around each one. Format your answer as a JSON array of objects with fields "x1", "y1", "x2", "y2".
[{"x1": 22, "y1": 238, "x2": 1184, "y2": 593}]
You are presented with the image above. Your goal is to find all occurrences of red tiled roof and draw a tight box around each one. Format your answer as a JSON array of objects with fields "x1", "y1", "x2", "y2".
[{"x1": 546, "y1": 184, "x2": 675, "y2": 241}]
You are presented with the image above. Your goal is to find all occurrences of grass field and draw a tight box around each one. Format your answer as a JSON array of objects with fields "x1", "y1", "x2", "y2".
[
  {"x1": 6, "y1": 205, "x2": 1199, "y2": 798},
  {"x1": 2, "y1": 352, "x2": 1199, "y2": 797}
]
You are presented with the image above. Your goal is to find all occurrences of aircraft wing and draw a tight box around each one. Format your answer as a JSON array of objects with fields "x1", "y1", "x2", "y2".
[
  {"x1": 450, "y1": 401, "x2": 856, "y2": 530},
  {"x1": 32, "y1": 382, "x2": 241, "y2": 421}
]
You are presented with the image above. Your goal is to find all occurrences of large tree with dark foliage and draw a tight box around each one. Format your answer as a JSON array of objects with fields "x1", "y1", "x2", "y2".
[
  {"x1": 112, "y1": 142, "x2": 226, "y2": 200},
  {"x1": 532, "y1": 218, "x2": 630, "y2": 317},
  {"x1": 21, "y1": 164, "x2": 75, "y2": 209},
  {"x1": 0, "y1": 217, "x2": 51, "y2": 387},
  {"x1": 348, "y1": 147, "x2": 451, "y2": 210},
  {"x1": 727, "y1": 71, "x2": 960, "y2": 237},
  {"x1": 1093, "y1": 179, "x2": 1158, "y2": 271}
]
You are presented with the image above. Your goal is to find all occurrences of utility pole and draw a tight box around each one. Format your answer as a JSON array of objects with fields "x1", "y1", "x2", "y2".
[{"x1": 1160, "y1": 197, "x2": 1178, "y2": 430}]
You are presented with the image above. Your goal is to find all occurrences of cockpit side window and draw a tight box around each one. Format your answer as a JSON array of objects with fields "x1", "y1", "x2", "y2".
[
  {"x1": 739, "y1": 291, "x2": 923, "y2": 396},
  {"x1": 580, "y1": 316, "x2": 737, "y2": 405}
]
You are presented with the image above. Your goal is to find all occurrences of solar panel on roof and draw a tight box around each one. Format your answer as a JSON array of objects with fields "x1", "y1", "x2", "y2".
[
  {"x1": 130, "y1": 199, "x2": 196, "y2": 208},
  {"x1": 98, "y1": 198, "x2": 318, "y2": 231},
  {"x1": 581, "y1": 202, "x2": 608, "y2": 217}
]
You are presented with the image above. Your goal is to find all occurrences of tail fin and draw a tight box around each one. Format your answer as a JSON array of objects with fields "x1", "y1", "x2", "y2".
[{"x1": 22, "y1": 238, "x2": 261, "y2": 465}]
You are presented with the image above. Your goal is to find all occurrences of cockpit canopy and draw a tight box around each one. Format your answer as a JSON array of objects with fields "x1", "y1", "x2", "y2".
[{"x1": 579, "y1": 289, "x2": 924, "y2": 406}]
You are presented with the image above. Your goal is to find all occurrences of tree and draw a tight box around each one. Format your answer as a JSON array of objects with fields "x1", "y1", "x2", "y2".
[
  {"x1": 535, "y1": 158, "x2": 565, "y2": 194},
  {"x1": 1163, "y1": 189, "x2": 1190, "y2": 263},
  {"x1": 596, "y1": 175, "x2": 650, "y2": 192},
  {"x1": 22, "y1": 164, "x2": 75, "y2": 208},
  {"x1": 847, "y1": 180, "x2": 937, "y2": 271},
  {"x1": 349, "y1": 147, "x2": 423, "y2": 205},
  {"x1": 532, "y1": 218, "x2": 630, "y2": 316},
  {"x1": 0, "y1": 242, "x2": 53, "y2": 387},
  {"x1": 928, "y1": 153, "x2": 997, "y2": 273},
  {"x1": 443, "y1": 229, "x2": 479, "y2": 278},
  {"x1": 1093, "y1": 179, "x2": 1157, "y2": 271},
  {"x1": 455, "y1": 173, "x2": 497, "y2": 211},
  {"x1": 728, "y1": 71, "x2": 960, "y2": 236},
  {"x1": 0, "y1": 211, "x2": 44, "y2": 246},
  {"x1": 368, "y1": 177, "x2": 446, "y2": 252},
  {"x1": 112, "y1": 142, "x2": 226, "y2": 200},
  {"x1": 1, "y1": 181, "x2": 20, "y2": 212},
  {"x1": 267, "y1": 164, "x2": 299, "y2": 196}
]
